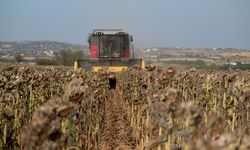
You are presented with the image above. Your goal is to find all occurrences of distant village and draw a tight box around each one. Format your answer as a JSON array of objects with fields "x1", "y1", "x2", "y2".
[{"x1": 1, "y1": 41, "x2": 250, "y2": 69}]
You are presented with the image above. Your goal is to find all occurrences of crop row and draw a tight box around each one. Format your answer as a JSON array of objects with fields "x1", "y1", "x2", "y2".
[
  {"x1": 1, "y1": 65, "x2": 250, "y2": 149},
  {"x1": 117, "y1": 66, "x2": 250, "y2": 149}
]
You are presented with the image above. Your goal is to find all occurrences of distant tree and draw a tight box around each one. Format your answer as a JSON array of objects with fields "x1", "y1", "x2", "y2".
[
  {"x1": 55, "y1": 50, "x2": 85, "y2": 66},
  {"x1": 71, "y1": 50, "x2": 85, "y2": 60},
  {"x1": 209, "y1": 63, "x2": 220, "y2": 70},
  {"x1": 58, "y1": 50, "x2": 70, "y2": 65},
  {"x1": 36, "y1": 58, "x2": 57, "y2": 66},
  {"x1": 195, "y1": 60, "x2": 206, "y2": 67},
  {"x1": 14, "y1": 54, "x2": 23, "y2": 62}
]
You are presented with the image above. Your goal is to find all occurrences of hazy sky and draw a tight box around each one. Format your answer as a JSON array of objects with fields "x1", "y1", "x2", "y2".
[{"x1": 0, "y1": 0, "x2": 249, "y2": 49}]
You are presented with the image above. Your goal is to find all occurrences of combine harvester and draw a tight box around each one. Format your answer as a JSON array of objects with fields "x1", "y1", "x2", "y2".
[
  {"x1": 74, "y1": 29, "x2": 145, "y2": 72},
  {"x1": 74, "y1": 29, "x2": 145, "y2": 88}
]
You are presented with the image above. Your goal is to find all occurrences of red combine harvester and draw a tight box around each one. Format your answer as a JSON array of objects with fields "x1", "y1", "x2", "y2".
[{"x1": 74, "y1": 29, "x2": 144, "y2": 72}]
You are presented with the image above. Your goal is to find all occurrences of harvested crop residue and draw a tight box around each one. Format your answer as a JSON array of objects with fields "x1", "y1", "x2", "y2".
[{"x1": 98, "y1": 89, "x2": 136, "y2": 150}]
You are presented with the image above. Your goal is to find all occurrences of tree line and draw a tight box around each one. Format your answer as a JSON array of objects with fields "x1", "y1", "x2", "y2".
[
  {"x1": 13, "y1": 50, "x2": 87, "y2": 66},
  {"x1": 36, "y1": 50, "x2": 86, "y2": 66}
]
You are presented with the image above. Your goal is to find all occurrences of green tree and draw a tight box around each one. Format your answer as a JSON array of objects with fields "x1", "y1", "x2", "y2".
[
  {"x1": 14, "y1": 54, "x2": 23, "y2": 62},
  {"x1": 55, "y1": 50, "x2": 85, "y2": 66}
]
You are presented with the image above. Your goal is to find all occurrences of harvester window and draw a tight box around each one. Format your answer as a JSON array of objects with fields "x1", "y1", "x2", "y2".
[
  {"x1": 100, "y1": 36, "x2": 109, "y2": 57},
  {"x1": 110, "y1": 41, "x2": 121, "y2": 58},
  {"x1": 100, "y1": 43, "x2": 108, "y2": 57},
  {"x1": 100, "y1": 35, "x2": 122, "y2": 58},
  {"x1": 110, "y1": 36, "x2": 121, "y2": 58}
]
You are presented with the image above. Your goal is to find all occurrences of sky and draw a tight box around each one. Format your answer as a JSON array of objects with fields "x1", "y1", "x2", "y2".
[{"x1": 0, "y1": 0, "x2": 249, "y2": 49}]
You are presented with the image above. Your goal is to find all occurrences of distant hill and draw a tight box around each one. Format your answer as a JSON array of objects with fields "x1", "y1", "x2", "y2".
[{"x1": 0, "y1": 41, "x2": 88, "y2": 56}]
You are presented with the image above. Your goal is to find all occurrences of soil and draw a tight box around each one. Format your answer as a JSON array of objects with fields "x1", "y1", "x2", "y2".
[{"x1": 98, "y1": 89, "x2": 137, "y2": 150}]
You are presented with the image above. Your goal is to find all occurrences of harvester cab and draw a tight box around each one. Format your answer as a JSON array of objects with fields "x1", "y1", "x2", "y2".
[{"x1": 74, "y1": 29, "x2": 145, "y2": 72}]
